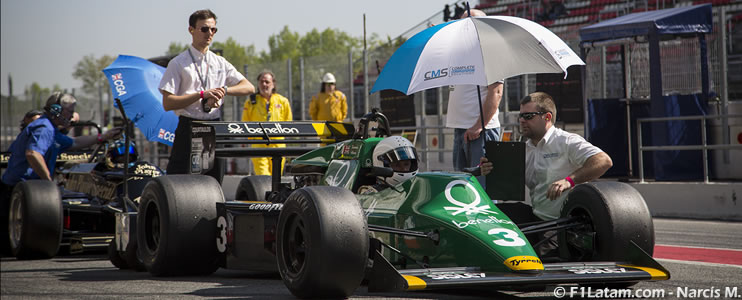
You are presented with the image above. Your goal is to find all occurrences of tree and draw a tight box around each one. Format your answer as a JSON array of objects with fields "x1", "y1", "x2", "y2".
[
  {"x1": 72, "y1": 54, "x2": 115, "y2": 99},
  {"x1": 166, "y1": 42, "x2": 188, "y2": 56}
]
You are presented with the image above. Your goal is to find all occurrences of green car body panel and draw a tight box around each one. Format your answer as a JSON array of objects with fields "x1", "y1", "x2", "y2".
[{"x1": 291, "y1": 138, "x2": 542, "y2": 273}]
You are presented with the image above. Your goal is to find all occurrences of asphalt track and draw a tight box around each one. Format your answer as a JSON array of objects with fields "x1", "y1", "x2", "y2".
[{"x1": 2, "y1": 218, "x2": 741, "y2": 300}]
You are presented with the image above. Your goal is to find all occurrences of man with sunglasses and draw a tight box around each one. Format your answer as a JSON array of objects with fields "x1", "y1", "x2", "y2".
[
  {"x1": 518, "y1": 92, "x2": 612, "y2": 255},
  {"x1": 160, "y1": 9, "x2": 255, "y2": 183}
]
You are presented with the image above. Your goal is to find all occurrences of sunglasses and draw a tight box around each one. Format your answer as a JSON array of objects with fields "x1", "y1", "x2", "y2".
[
  {"x1": 199, "y1": 26, "x2": 218, "y2": 34},
  {"x1": 519, "y1": 111, "x2": 548, "y2": 120}
]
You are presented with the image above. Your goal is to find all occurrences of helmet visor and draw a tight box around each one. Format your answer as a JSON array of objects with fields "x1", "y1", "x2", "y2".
[{"x1": 377, "y1": 146, "x2": 418, "y2": 167}]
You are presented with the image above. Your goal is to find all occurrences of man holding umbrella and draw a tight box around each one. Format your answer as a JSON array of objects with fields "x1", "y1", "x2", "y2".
[
  {"x1": 447, "y1": 8, "x2": 504, "y2": 189},
  {"x1": 160, "y1": 9, "x2": 255, "y2": 183}
]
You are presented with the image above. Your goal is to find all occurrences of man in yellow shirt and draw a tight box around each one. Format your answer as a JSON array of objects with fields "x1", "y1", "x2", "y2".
[
  {"x1": 242, "y1": 71, "x2": 293, "y2": 175},
  {"x1": 309, "y1": 72, "x2": 347, "y2": 122}
]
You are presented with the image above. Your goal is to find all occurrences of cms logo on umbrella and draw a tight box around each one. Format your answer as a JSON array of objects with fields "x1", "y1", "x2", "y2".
[
  {"x1": 111, "y1": 73, "x2": 128, "y2": 97},
  {"x1": 424, "y1": 68, "x2": 448, "y2": 81}
]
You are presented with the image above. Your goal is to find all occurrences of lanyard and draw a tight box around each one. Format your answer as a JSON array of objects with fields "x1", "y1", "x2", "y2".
[
  {"x1": 187, "y1": 48, "x2": 209, "y2": 91},
  {"x1": 265, "y1": 95, "x2": 271, "y2": 121}
]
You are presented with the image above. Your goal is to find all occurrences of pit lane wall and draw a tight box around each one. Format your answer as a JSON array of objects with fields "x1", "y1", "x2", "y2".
[{"x1": 628, "y1": 181, "x2": 742, "y2": 221}]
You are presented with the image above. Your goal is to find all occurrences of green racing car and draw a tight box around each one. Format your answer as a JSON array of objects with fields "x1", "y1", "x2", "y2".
[{"x1": 124, "y1": 109, "x2": 668, "y2": 298}]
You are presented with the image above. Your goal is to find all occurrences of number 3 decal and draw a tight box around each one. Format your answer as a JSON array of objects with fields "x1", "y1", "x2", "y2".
[
  {"x1": 488, "y1": 228, "x2": 526, "y2": 247},
  {"x1": 216, "y1": 216, "x2": 227, "y2": 253}
]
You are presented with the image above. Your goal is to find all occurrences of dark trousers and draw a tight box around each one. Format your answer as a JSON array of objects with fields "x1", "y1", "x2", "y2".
[{"x1": 167, "y1": 116, "x2": 225, "y2": 183}]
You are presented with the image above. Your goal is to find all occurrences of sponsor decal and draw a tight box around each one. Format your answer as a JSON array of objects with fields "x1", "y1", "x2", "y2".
[
  {"x1": 227, "y1": 123, "x2": 300, "y2": 135},
  {"x1": 504, "y1": 256, "x2": 544, "y2": 271},
  {"x1": 58, "y1": 153, "x2": 92, "y2": 161},
  {"x1": 448, "y1": 65, "x2": 475, "y2": 77},
  {"x1": 247, "y1": 202, "x2": 283, "y2": 212},
  {"x1": 427, "y1": 272, "x2": 486, "y2": 280},
  {"x1": 423, "y1": 65, "x2": 475, "y2": 81},
  {"x1": 158, "y1": 128, "x2": 175, "y2": 142},
  {"x1": 111, "y1": 73, "x2": 127, "y2": 96},
  {"x1": 192, "y1": 126, "x2": 212, "y2": 133},
  {"x1": 568, "y1": 267, "x2": 626, "y2": 275},
  {"x1": 443, "y1": 180, "x2": 496, "y2": 215},
  {"x1": 543, "y1": 152, "x2": 559, "y2": 159},
  {"x1": 554, "y1": 48, "x2": 572, "y2": 59},
  {"x1": 65, "y1": 173, "x2": 117, "y2": 201},
  {"x1": 133, "y1": 164, "x2": 161, "y2": 177},
  {"x1": 451, "y1": 215, "x2": 514, "y2": 229},
  {"x1": 424, "y1": 68, "x2": 448, "y2": 81}
]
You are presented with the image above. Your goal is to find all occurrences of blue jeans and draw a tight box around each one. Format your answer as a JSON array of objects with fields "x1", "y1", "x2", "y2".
[{"x1": 453, "y1": 127, "x2": 501, "y2": 189}]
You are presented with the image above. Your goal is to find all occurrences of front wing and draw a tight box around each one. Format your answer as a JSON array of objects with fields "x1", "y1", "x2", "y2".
[{"x1": 368, "y1": 242, "x2": 669, "y2": 292}]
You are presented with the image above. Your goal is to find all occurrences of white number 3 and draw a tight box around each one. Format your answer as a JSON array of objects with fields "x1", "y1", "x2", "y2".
[
  {"x1": 488, "y1": 228, "x2": 526, "y2": 247},
  {"x1": 216, "y1": 216, "x2": 227, "y2": 253}
]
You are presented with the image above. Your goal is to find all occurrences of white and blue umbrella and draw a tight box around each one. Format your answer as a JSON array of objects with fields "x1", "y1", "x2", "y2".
[{"x1": 370, "y1": 16, "x2": 585, "y2": 95}]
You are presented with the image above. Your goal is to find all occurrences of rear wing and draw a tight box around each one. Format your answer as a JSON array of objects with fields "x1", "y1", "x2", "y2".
[{"x1": 188, "y1": 121, "x2": 355, "y2": 176}]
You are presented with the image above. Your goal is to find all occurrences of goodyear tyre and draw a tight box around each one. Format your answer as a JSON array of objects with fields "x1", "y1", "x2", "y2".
[
  {"x1": 137, "y1": 175, "x2": 224, "y2": 276},
  {"x1": 560, "y1": 182, "x2": 654, "y2": 261},
  {"x1": 8, "y1": 180, "x2": 63, "y2": 259},
  {"x1": 276, "y1": 186, "x2": 368, "y2": 299},
  {"x1": 235, "y1": 175, "x2": 272, "y2": 201}
]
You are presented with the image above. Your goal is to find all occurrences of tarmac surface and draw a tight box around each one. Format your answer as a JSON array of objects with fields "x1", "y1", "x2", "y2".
[{"x1": 2, "y1": 218, "x2": 741, "y2": 299}]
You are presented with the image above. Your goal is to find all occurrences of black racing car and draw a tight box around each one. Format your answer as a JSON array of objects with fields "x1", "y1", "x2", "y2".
[{"x1": 1, "y1": 120, "x2": 162, "y2": 268}]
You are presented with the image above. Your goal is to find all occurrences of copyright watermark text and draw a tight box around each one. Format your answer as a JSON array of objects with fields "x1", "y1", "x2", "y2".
[{"x1": 552, "y1": 286, "x2": 740, "y2": 299}]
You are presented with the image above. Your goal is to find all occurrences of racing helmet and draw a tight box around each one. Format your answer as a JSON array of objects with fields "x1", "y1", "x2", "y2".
[
  {"x1": 372, "y1": 136, "x2": 419, "y2": 185},
  {"x1": 108, "y1": 138, "x2": 137, "y2": 165}
]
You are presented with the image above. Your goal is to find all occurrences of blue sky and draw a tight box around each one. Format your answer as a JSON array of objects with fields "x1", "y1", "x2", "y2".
[{"x1": 1, "y1": 0, "x2": 455, "y2": 97}]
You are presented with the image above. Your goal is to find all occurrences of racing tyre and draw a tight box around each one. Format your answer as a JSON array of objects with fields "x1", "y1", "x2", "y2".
[
  {"x1": 108, "y1": 237, "x2": 146, "y2": 271},
  {"x1": 559, "y1": 182, "x2": 654, "y2": 261},
  {"x1": 137, "y1": 175, "x2": 225, "y2": 276},
  {"x1": 108, "y1": 240, "x2": 129, "y2": 269},
  {"x1": 276, "y1": 186, "x2": 368, "y2": 299},
  {"x1": 124, "y1": 235, "x2": 146, "y2": 271},
  {"x1": 8, "y1": 180, "x2": 63, "y2": 259},
  {"x1": 235, "y1": 176, "x2": 271, "y2": 201}
]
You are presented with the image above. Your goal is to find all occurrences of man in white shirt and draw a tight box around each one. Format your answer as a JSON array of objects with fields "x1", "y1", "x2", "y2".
[
  {"x1": 521, "y1": 92, "x2": 613, "y2": 221},
  {"x1": 159, "y1": 9, "x2": 255, "y2": 182},
  {"x1": 519, "y1": 92, "x2": 612, "y2": 256}
]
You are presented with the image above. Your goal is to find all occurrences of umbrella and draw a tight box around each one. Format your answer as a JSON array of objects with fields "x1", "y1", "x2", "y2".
[
  {"x1": 370, "y1": 15, "x2": 585, "y2": 95},
  {"x1": 103, "y1": 55, "x2": 178, "y2": 146}
]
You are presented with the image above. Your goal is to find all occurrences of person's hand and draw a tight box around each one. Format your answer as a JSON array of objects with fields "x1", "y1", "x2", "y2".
[
  {"x1": 102, "y1": 127, "x2": 124, "y2": 141},
  {"x1": 464, "y1": 125, "x2": 482, "y2": 142},
  {"x1": 203, "y1": 88, "x2": 225, "y2": 103},
  {"x1": 479, "y1": 157, "x2": 493, "y2": 176},
  {"x1": 204, "y1": 97, "x2": 221, "y2": 109},
  {"x1": 547, "y1": 178, "x2": 572, "y2": 200}
]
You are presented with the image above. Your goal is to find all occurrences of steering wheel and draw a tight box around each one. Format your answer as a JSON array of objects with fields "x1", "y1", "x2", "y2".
[{"x1": 354, "y1": 108, "x2": 391, "y2": 139}]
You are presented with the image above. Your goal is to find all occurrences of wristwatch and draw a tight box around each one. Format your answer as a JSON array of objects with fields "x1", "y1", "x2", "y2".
[{"x1": 223, "y1": 85, "x2": 228, "y2": 96}]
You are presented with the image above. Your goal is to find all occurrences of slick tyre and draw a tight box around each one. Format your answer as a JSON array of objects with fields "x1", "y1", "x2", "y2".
[
  {"x1": 276, "y1": 186, "x2": 368, "y2": 299},
  {"x1": 8, "y1": 180, "x2": 63, "y2": 260},
  {"x1": 235, "y1": 176, "x2": 272, "y2": 201},
  {"x1": 108, "y1": 240, "x2": 129, "y2": 269},
  {"x1": 137, "y1": 175, "x2": 224, "y2": 276},
  {"x1": 559, "y1": 182, "x2": 654, "y2": 261}
]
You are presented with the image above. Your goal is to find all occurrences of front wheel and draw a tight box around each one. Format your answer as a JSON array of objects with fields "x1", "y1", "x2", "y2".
[
  {"x1": 8, "y1": 180, "x2": 63, "y2": 259},
  {"x1": 560, "y1": 182, "x2": 654, "y2": 261},
  {"x1": 276, "y1": 186, "x2": 368, "y2": 299}
]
